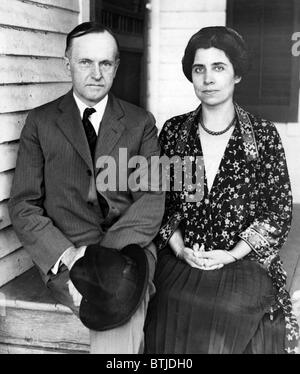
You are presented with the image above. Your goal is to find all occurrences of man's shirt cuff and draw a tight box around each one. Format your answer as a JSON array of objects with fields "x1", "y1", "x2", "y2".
[{"x1": 51, "y1": 246, "x2": 87, "y2": 275}]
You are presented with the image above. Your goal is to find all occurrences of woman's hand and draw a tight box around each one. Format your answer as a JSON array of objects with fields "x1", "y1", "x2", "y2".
[
  {"x1": 194, "y1": 249, "x2": 236, "y2": 270},
  {"x1": 178, "y1": 245, "x2": 224, "y2": 271},
  {"x1": 169, "y1": 229, "x2": 237, "y2": 271}
]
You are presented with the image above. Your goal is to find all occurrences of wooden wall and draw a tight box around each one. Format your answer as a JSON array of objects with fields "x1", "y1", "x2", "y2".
[{"x1": 0, "y1": 0, "x2": 80, "y2": 287}]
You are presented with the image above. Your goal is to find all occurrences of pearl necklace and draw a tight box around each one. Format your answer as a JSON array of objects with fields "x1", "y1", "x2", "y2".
[{"x1": 199, "y1": 115, "x2": 236, "y2": 136}]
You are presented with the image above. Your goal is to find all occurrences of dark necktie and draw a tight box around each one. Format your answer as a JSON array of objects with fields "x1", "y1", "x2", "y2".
[
  {"x1": 82, "y1": 107, "x2": 97, "y2": 157},
  {"x1": 83, "y1": 107, "x2": 109, "y2": 218}
]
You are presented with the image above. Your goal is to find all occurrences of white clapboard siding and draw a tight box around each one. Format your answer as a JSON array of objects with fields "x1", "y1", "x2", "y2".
[
  {"x1": 160, "y1": 45, "x2": 184, "y2": 63},
  {"x1": 0, "y1": 0, "x2": 80, "y2": 287},
  {"x1": 0, "y1": 56, "x2": 70, "y2": 85},
  {"x1": 154, "y1": 96, "x2": 200, "y2": 126},
  {"x1": 0, "y1": 83, "x2": 71, "y2": 114},
  {"x1": 0, "y1": 113, "x2": 27, "y2": 143},
  {"x1": 0, "y1": 227, "x2": 21, "y2": 260},
  {"x1": 158, "y1": 63, "x2": 185, "y2": 81},
  {"x1": 160, "y1": 12, "x2": 226, "y2": 29},
  {"x1": 0, "y1": 144, "x2": 19, "y2": 173},
  {"x1": 34, "y1": 0, "x2": 80, "y2": 12},
  {"x1": 160, "y1": 0, "x2": 226, "y2": 12},
  {"x1": 0, "y1": 249, "x2": 33, "y2": 287},
  {"x1": 0, "y1": 0, "x2": 78, "y2": 34},
  {"x1": 0, "y1": 202, "x2": 11, "y2": 231},
  {"x1": 159, "y1": 80, "x2": 195, "y2": 98},
  {"x1": 0, "y1": 27, "x2": 66, "y2": 57},
  {"x1": 0, "y1": 172, "x2": 13, "y2": 202},
  {"x1": 159, "y1": 29, "x2": 200, "y2": 47}
]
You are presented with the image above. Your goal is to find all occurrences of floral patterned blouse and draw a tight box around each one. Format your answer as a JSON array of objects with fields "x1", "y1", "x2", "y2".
[{"x1": 155, "y1": 103, "x2": 299, "y2": 353}]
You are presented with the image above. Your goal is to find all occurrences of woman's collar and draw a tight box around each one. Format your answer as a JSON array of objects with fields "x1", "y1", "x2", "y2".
[{"x1": 175, "y1": 102, "x2": 259, "y2": 162}]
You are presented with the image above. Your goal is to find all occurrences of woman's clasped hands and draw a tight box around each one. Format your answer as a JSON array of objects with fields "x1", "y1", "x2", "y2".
[{"x1": 180, "y1": 243, "x2": 237, "y2": 271}]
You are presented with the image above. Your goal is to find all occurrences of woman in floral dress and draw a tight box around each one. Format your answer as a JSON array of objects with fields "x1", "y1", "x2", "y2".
[{"x1": 144, "y1": 26, "x2": 299, "y2": 353}]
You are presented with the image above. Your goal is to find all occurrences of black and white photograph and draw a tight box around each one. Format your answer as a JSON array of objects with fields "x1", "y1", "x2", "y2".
[{"x1": 0, "y1": 0, "x2": 300, "y2": 358}]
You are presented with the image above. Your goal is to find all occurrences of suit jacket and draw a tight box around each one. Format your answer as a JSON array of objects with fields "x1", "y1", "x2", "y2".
[{"x1": 8, "y1": 90, "x2": 165, "y2": 280}]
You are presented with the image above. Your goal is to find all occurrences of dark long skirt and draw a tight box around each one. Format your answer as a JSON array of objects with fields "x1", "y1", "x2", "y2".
[{"x1": 144, "y1": 247, "x2": 285, "y2": 354}]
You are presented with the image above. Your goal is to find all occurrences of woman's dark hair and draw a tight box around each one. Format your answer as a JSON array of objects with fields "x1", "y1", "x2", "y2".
[
  {"x1": 182, "y1": 26, "x2": 250, "y2": 82},
  {"x1": 66, "y1": 22, "x2": 120, "y2": 59}
]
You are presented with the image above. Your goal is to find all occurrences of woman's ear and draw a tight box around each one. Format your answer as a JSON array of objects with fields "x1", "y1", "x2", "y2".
[{"x1": 234, "y1": 76, "x2": 242, "y2": 84}]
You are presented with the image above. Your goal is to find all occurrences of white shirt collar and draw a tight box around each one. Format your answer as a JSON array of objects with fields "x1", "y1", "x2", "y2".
[
  {"x1": 73, "y1": 92, "x2": 108, "y2": 119},
  {"x1": 73, "y1": 92, "x2": 108, "y2": 135}
]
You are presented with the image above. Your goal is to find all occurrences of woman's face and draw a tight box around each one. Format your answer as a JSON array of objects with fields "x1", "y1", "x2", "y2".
[{"x1": 191, "y1": 47, "x2": 241, "y2": 107}]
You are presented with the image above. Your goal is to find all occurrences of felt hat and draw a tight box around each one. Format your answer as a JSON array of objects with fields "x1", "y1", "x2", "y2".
[{"x1": 69, "y1": 243, "x2": 149, "y2": 331}]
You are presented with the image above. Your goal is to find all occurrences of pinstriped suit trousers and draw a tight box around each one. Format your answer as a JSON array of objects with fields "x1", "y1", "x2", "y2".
[
  {"x1": 89, "y1": 281, "x2": 155, "y2": 354},
  {"x1": 47, "y1": 253, "x2": 156, "y2": 354}
]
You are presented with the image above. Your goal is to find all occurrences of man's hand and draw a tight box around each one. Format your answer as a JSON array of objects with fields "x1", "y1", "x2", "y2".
[
  {"x1": 61, "y1": 246, "x2": 86, "y2": 307},
  {"x1": 61, "y1": 245, "x2": 87, "y2": 270},
  {"x1": 67, "y1": 279, "x2": 82, "y2": 307}
]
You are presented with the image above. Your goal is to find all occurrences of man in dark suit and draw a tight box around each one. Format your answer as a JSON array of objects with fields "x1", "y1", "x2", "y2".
[{"x1": 8, "y1": 22, "x2": 165, "y2": 353}]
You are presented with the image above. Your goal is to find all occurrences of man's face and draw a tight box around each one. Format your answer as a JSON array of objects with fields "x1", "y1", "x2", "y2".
[{"x1": 65, "y1": 31, "x2": 119, "y2": 106}]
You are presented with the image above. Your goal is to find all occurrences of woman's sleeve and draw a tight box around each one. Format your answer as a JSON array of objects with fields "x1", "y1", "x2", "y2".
[
  {"x1": 239, "y1": 122, "x2": 293, "y2": 265},
  {"x1": 154, "y1": 121, "x2": 185, "y2": 251}
]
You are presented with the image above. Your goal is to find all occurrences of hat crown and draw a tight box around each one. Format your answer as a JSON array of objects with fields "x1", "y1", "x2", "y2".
[{"x1": 91, "y1": 250, "x2": 138, "y2": 303}]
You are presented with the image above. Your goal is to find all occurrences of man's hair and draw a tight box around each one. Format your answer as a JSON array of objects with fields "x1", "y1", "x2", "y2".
[
  {"x1": 65, "y1": 22, "x2": 120, "y2": 59},
  {"x1": 182, "y1": 26, "x2": 250, "y2": 82}
]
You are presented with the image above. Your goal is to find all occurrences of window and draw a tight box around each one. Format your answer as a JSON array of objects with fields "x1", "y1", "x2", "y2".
[{"x1": 227, "y1": 0, "x2": 300, "y2": 122}]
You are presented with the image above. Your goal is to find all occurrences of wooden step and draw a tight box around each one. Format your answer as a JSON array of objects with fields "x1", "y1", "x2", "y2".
[{"x1": 0, "y1": 267, "x2": 89, "y2": 354}]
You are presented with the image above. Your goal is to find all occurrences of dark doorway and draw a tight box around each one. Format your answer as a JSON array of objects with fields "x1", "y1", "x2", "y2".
[
  {"x1": 227, "y1": 0, "x2": 300, "y2": 123},
  {"x1": 91, "y1": 0, "x2": 146, "y2": 107}
]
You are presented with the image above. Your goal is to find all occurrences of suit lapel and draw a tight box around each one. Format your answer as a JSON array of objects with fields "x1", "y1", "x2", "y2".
[
  {"x1": 57, "y1": 90, "x2": 93, "y2": 170},
  {"x1": 94, "y1": 94, "x2": 125, "y2": 166}
]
